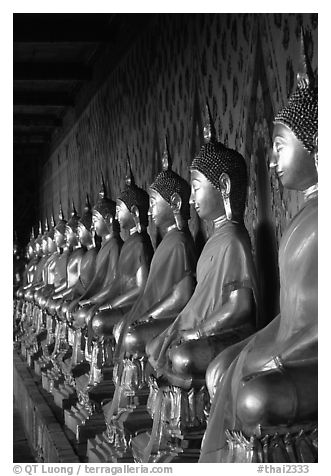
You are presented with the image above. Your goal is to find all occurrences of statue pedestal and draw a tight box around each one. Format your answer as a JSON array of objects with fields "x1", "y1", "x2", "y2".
[
  {"x1": 128, "y1": 380, "x2": 208, "y2": 462},
  {"x1": 219, "y1": 424, "x2": 318, "y2": 463},
  {"x1": 52, "y1": 382, "x2": 77, "y2": 409},
  {"x1": 63, "y1": 369, "x2": 115, "y2": 443},
  {"x1": 64, "y1": 403, "x2": 107, "y2": 443},
  {"x1": 87, "y1": 404, "x2": 152, "y2": 462}
]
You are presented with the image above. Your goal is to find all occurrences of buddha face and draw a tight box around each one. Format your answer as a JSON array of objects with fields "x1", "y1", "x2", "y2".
[
  {"x1": 271, "y1": 123, "x2": 317, "y2": 191},
  {"x1": 47, "y1": 237, "x2": 56, "y2": 253},
  {"x1": 92, "y1": 210, "x2": 109, "y2": 237},
  {"x1": 190, "y1": 169, "x2": 225, "y2": 221},
  {"x1": 116, "y1": 199, "x2": 134, "y2": 230},
  {"x1": 65, "y1": 225, "x2": 79, "y2": 246},
  {"x1": 27, "y1": 244, "x2": 34, "y2": 258},
  {"x1": 77, "y1": 223, "x2": 92, "y2": 246},
  {"x1": 35, "y1": 240, "x2": 42, "y2": 255},
  {"x1": 54, "y1": 229, "x2": 66, "y2": 248},
  {"x1": 42, "y1": 238, "x2": 48, "y2": 254},
  {"x1": 148, "y1": 189, "x2": 174, "y2": 228}
]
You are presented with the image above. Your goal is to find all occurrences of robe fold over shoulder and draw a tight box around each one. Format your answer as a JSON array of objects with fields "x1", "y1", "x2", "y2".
[
  {"x1": 104, "y1": 230, "x2": 153, "y2": 301},
  {"x1": 81, "y1": 236, "x2": 122, "y2": 299}
]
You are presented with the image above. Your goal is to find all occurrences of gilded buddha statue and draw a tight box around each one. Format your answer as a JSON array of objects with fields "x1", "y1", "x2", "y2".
[
  {"x1": 87, "y1": 137, "x2": 197, "y2": 462},
  {"x1": 15, "y1": 228, "x2": 41, "y2": 343},
  {"x1": 46, "y1": 202, "x2": 83, "y2": 317},
  {"x1": 62, "y1": 176, "x2": 122, "y2": 439},
  {"x1": 60, "y1": 195, "x2": 98, "y2": 312},
  {"x1": 130, "y1": 103, "x2": 259, "y2": 462},
  {"x1": 65, "y1": 159, "x2": 154, "y2": 442},
  {"x1": 199, "y1": 30, "x2": 318, "y2": 463},
  {"x1": 70, "y1": 176, "x2": 122, "y2": 330},
  {"x1": 88, "y1": 157, "x2": 154, "y2": 379}
]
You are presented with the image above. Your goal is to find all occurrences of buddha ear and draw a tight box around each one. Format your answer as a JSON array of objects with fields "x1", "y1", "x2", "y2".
[
  {"x1": 170, "y1": 192, "x2": 182, "y2": 214},
  {"x1": 219, "y1": 173, "x2": 231, "y2": 195},
  {"x1": 131, "y1": 205, "x2": 141, "y2": 233}
]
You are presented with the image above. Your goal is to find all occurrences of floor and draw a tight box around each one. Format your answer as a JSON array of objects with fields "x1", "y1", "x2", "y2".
[{"x1": 13, "y1": 405, "x2": 35, "y2": 463}]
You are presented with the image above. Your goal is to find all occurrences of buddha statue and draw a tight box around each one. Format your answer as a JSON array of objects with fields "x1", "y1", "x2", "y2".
[
  {"x1": 33, "y1": 215, "x2": 58, "y2": 310},
  {"x1": 63, "y1": 176, "x2": 123, "y2": 438},
  {"x1": 60, "y1": 195, "x2": 98, "y2": 311},
  {"x1": 20, "y1": 222, "x2": 49, "y2": 357},
  {"x1": 23, "y1": 221, "x2": 46, "y2": 304},
  {"x1": 88, "y1": 157, "x2": 154, "y2": 378},
  {"x1": 70, "y1": 175, "x2": 122, "y2": 330},
  {"x1": 13, "y1": 232, "x2": 26, "y2": 296},
  {"x1": 87, "y1": 138, "x2": 197, "y2": 462},
  {"x1": 130, "y1": 104, "x2": 259, "y2": 462},
  {"x1": 14, "y1": 228, "x2": 38, "y2": 340},
  {"x1": 46, "y1": 202, "x2": 84, "y2": 316},
  {"x1": 65, "y1": 159, "x2": 154, "y2": 442},
  {"x1": 199, "y1": 30, "x2": 318, "y2": 463},
  {"x1": 15, "y1": 228, "x2": 38, "y2": 312},
  {"x1": 24, "y1": 218, "x2": 58, "y2": 364}
]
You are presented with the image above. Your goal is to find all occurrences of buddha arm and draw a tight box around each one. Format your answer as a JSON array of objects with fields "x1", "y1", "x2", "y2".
[
  {"x1": 262, "y1": 321, "x2": 317, "y2": 371},
  {"x1": 99, "y1": 265, "x2": 149, "y2": 311},
  {"x1": 196, "y1": 288, "x2": 254, "y2": 337},
  {"x1": 139, "y1": 274, "x2": 195, "y2": 322}
]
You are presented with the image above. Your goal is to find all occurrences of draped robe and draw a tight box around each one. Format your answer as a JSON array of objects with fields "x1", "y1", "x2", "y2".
[
  {"x1": 199, "y1": 194, "x2": 318, "y2": 462},
  {"x1": 114, "y1": 227, "x2": 197, "y2": 363},
  {"x1": 147, "y1": 220, "x2": 259, "y2": 372}
]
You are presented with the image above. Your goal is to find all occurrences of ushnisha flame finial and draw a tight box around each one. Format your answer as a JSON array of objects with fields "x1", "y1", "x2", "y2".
[
  {"x1": 59, "y1": 202, "x2": 65, "y2": 221},
  {"x1": 71, "y1": 199, "x2": 78, "y2": 217},
  {"x1": 50, "y1": 214, "x2": 56, "y2": 228},
  {"x1": 100, "y1": 172, "x2": 107, "y2": 199},
  {"x1": 125, "y1": 150, "x2": 135, "y2": 187},
  {"x1": 162, "y1": 136, "x2": 172, "y2": 171},
  {"x1": 84, "y1": 193, "x2": 92, "y2": 212},
  {"x1": 297, "y1": 27, "x2": 315, "y2": 90},
  {"x1": 203, "y1": 100, "x2": 217, "y2": 144}
]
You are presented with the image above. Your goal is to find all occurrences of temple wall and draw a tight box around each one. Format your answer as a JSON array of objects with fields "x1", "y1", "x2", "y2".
[{"x1": 39, "y1": 13, "x2": 318, "y2": 313}]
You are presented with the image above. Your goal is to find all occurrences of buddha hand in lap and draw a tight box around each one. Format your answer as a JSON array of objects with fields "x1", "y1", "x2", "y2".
[{"x1": 199, "y1": 32, "x2": 318, "y2": 463}]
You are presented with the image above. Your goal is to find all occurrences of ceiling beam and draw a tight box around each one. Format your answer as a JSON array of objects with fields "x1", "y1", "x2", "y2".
[
  {"x1": 14, "y1": 132, "x2": 51, "y2": 144},
  {"x1": 14, "y1": 91, "x2": 74, "y2": 106},
  {"x1": 14, "y1": 62, "x2": 92, "y2": 81},
  {"x1": 13, "y1": 13, "x2": 116, "y2": 43},
  {"x1": 14, "y1": 114, "x2": 62, "y2": 127}
]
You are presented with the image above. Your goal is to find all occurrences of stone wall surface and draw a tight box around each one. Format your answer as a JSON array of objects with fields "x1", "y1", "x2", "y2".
[{"x1": 39, "y1": 13, "x2": 318, "y2": 322}]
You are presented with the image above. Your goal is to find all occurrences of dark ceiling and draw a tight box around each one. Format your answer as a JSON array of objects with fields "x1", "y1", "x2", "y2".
[{"x1": 13, "y1": 13, "x2": 152, "y2": 247}]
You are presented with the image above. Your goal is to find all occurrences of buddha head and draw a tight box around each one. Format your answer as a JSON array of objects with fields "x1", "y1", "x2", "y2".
[
  {"x1": 27, "y1": 227, "x2": 36, "y2": 259},
  {"x1": 65, "y1": 201, "x2": 80, "y2": 247},
  {"x1": 35, "y1": 221, "x2": 44, "y2": 256},
  {"x1": 41, "y1": 218, "x2": 50, "y2": 255},
  {"x1": 116, "y1": 154, "x2": 149, "y2": 233},
  {"x1": 271, "y1": 29, "x2": 318, "y2": 191},
  {"x1": 149, "y1": 136, "x2": 191, "y2": 230},
  {"x1": 92, "y1": 174, "x2": 117, "y2": 237},
  {"x1": 54, "y1": 203, "x2": 67, "y2": 249},
  {"x1": 47, "y1": 215, "x2": 57, "y2": 253},
  {"x1": 190, "y1": 102, "x2": 247, "y2": 222},
  {"x1": 77, "y1": 194, "x2": 94, "y2": 247}
]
